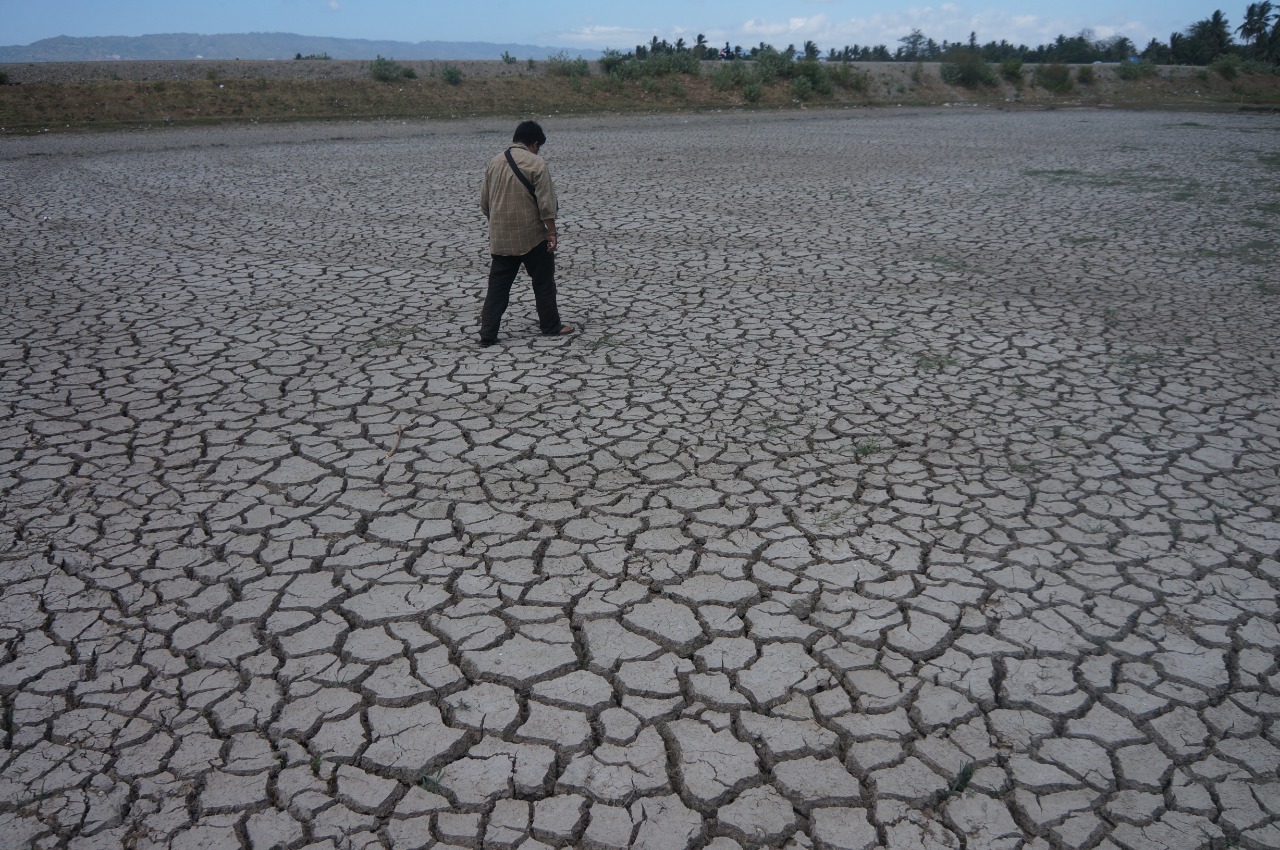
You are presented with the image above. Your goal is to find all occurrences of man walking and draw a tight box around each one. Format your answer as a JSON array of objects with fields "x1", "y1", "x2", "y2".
[{"x1": 478, "y1": 121, "x2": 574, "y2": 347}]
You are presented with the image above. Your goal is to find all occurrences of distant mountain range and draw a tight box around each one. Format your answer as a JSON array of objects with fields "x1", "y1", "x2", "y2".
[{"x1": 0, "y1": 33, "x2": 603, "y2": 63}]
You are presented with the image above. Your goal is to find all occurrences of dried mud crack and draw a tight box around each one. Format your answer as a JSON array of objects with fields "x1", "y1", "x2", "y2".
[{"x1": 1, "y1": 108, "x2": 1278, "y2": 850}]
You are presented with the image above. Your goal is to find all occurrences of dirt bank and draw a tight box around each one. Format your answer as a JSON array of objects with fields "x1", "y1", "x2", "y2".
[{"x1": 2, "y1": 60, "x2": 1276, "y2": 133}]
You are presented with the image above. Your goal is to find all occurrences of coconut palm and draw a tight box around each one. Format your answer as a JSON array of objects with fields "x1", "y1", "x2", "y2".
[
  {"x1": 1187, "y1": 10, "x2": 1232, "y2": 62},
  {"x1": 1238, "y1": 3, "x2": 1276, "y2": 57}
]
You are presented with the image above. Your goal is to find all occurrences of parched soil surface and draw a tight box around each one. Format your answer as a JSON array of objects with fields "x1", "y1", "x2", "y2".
[{"x1": 1, "y1": 109, "x2": 1279, "y2": 849}]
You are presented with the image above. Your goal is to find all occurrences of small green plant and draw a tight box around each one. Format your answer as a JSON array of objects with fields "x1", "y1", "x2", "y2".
[
  {"x1": 791, "y1": 75, "x2": 815, "y2": 100},
  {"x1": 295, "y1": 52, "x2": 332, "y2": 60},
  {"x1": 942, "y1": 762, "x2": 976, "y2": 800},
  {"x1": 0, "y1": 71, "x2": 9, "y2": 85},
  {"x1": 1033, "y1": 62, "x2": 1073, "y2": 93},
  {"x1": 206, "y1": 69, "x2": 220, "y2": 81},
  {"x1": 1077, "y1": 65, "x2": 1096, "y2": 85},
  {"x1": 441, "y1": 65, "x2": 462, "y2": 85},
  {"x1": 501, "y1": 51, "x2": 517, "y2": 64},
  {"x1": 743, "y1": 82, "x2": 763, "y2": 102},
  {"x1": 852, "y1": 438, "x2": 881, "y2": 458},
  {"x1": 310, "y1": 755, "x2": 322, "y2": 776},
  {"x1": 915, "y1": 352, "x2": 956, "y2": 371},
  {"x1": 418, "y1": 767, "x2": 445, "y2": 791},
  {"x1": 527, "y1": 58, "x2": 536, "y2": 70}
]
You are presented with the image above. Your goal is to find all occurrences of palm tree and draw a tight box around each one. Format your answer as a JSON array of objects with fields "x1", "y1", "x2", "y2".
[
  {"x1": 803, "y1": 40, "x2": 820, "y2": 60},
  {"x1": 1188, "y1": 10, "x2": 1232, "y2": 62},
  {"x1": 1238, "y1": 3, "x2": 1276, "y2": 57}
]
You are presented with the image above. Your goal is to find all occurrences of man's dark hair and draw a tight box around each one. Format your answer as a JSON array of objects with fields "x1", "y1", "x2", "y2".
[{"x1": 512, "y1": 121, "x2": 547, "y2": 146}]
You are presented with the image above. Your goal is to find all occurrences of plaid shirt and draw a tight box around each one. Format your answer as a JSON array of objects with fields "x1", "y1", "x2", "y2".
[{"x1": 480, "y1": 144, "x2": 558, "y2": 256}]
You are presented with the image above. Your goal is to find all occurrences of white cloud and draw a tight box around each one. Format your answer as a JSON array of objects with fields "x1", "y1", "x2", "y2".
[
  {"x1": 725, "y1": 6, "x2": 1159, "y2": 49},
  {"x1": 329, "y1": 0, "x2": 341, "y2": 10},
  {"x1": 552, "y1": 4, "x2": 1165, "y2": 53}
]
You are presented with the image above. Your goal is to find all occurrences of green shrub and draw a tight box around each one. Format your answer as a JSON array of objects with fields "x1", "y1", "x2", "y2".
[
  {"x1": 0, "y1": 71, "x2": 9, "y2": 86},
  {"x1": 828, "y1": 63, "x2": 869, "y2": 92},
  {"x1": 1116, "y1": 60, "x2": 1158, "y2": 80},
  {"x1": 370, "y1": 55, "x2": 408, "y2": 82},
  {"x1": 501, "y1": 51, "x2": 517, "y2": 64},
  {"x1": 1077, "y1": 65, "x2": 1096, "y2": 85},
  {"x1": 440, "y1": 65, "x2": 462, "y2": 85},
  {"x1": 1033, "y1": 62, "x2": 1073, "y2": 93},
  {"x1": 1211, "y1": 54, "x2": 1241, "y2": 80},
  {"x1": 546, "y1": 50, "x2": 590, "y2": 77},
  {"x1": 599, "y1": 49, "x2": 628, "y2": 74},
  {"x1": 939, "y1": 49, "x2": 997, "y2": 87},
  {"x1": 601, "y1": 51, "x2": 700, "y2": 80},
  {"x1": 711, "y1": 62, "x2": 748, "y2": 91},
  {"x1": 1000, "y1": 58, "x2": 1024, "y2": 84},
  {"x1": 754, "y1": 47, "x2": 796, "y2": 82},
  {"x1": 295, "y1": 52, "x2": 331, "y2": 60},
  {"x1": 743, "y1": 82, "x2": 763, "y2": 102},
  {"x1": 791, "y1": 75, "x2": 815, "y2": 100}
]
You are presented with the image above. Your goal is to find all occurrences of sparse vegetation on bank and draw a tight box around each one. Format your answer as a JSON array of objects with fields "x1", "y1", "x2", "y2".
[{"x1": 1, "y1": 59, "x2": 1277, "y2": 134}]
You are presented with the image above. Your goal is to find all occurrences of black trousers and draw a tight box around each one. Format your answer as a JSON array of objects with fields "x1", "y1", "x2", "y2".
[{"x1": 479, "y1": 241, "x2": 561, "y2": 342}]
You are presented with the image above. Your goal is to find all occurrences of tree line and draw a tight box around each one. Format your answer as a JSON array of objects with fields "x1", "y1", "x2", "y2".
[{"x1": 627, "y1": 4, "x2": 1280, "y2": 66}]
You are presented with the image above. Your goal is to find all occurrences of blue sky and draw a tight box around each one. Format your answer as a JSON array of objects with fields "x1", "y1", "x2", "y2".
[{"x1": 4, "y1": 1, "x2": 1239, "y2": 50}]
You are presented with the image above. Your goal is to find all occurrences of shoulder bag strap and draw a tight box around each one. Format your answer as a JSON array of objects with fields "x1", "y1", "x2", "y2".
[{"x1": 504, "y1": 149, "x2": 538, "y2": 200}]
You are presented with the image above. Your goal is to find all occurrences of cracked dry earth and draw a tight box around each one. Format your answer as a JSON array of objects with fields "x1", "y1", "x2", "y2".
[{"x1": 2, "y1": 108, "x2": 1279, "y2": 850}]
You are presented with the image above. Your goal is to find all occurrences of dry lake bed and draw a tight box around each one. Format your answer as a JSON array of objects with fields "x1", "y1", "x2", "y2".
[{"x1": 1, "y1": 108, "x2": 1279, "y2": 850}]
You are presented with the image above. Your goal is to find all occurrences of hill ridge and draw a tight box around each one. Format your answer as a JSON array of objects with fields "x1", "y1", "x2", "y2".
[{"x1": 0, "y1": 32, "x2": 602, "y2": 63}]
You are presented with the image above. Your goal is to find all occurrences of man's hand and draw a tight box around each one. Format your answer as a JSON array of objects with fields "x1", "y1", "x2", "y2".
[{"x1": 546, "y1": 232, "x2": 558, "y2": 253}]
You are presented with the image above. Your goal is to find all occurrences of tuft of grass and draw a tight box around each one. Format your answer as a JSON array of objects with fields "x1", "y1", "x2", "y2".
[
  {"x1": 440, "y1": 65, "x2": 462, "y2": 85},
  {"x1": 852, "y1": 438, "x2": 882, "y2": 458},
  {"x1": 915, "y1": 352, "x2": 956, "y2": 371},
  {"x1": 586, "y1": 332, "x2": 616, "y2": 351},
  {"x1": 943, "y1": 761, "x2": 976, "y2": 799},
  {"x1": 417, "y1": 767, "x2": 445, "y2": 791}
]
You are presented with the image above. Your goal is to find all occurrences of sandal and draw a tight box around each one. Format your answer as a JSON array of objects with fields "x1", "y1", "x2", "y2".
[{"x1": 541, "y1": 324, "x2": 575, "y2": 337}]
